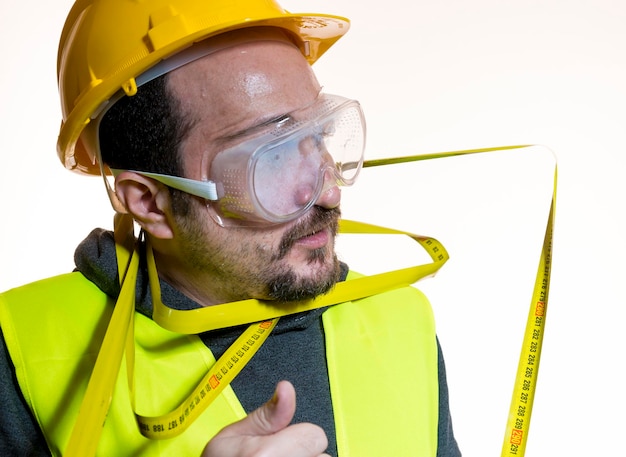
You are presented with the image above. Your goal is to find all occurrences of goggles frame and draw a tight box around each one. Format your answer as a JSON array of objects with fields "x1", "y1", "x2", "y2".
[{"x1": 114, "y1": 92, "x2": 366, "y2": 226}]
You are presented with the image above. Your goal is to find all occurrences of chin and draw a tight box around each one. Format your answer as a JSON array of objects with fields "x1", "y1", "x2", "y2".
[
  {"x1": 291, "y1": 244, "x2": 335, "y2": 270},
  {"x1": 267, "y1": 250, "x2": 341, "y2": 302}
]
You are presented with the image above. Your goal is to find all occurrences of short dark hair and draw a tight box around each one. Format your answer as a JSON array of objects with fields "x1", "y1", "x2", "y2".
[{"x1": 99, "y1": 75, "x2": 195, "y2": 216}]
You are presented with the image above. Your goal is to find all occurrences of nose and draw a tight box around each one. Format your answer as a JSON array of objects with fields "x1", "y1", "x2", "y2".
[{"x1": 314, "y1": 168, "x2": 341, "y2": 209}]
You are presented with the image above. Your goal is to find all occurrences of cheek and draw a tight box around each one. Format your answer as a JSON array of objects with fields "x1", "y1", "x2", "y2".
[{"x1": 252, "y1": 229, "x2": 284, "y2": 254}]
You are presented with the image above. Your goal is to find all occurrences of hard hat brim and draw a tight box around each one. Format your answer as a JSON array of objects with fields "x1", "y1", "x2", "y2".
[{"x1": 57, "y1": 8, "x2": 349, "y2": 175}]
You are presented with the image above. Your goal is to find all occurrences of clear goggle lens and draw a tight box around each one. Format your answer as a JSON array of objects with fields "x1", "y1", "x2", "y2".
[{"x1": 210, "y1": 94, "x2": 365, "y2": 224}]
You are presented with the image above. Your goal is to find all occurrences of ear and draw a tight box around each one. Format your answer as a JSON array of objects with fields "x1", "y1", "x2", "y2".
[{"x1": 114, "y1": 171, "x2": 175, "y2": 239}]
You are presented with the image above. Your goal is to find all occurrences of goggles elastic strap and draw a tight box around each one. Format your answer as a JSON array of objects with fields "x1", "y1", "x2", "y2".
[{"x1": 112, "y1": 169, "x2": 219, "y2": 201}]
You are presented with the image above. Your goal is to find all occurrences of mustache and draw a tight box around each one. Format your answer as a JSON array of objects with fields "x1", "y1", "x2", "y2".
[{"x1": 274, "y1": 206, "x2": 341, "y2": 260}]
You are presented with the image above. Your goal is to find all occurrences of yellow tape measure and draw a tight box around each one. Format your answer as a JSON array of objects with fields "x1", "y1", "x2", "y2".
[
  {"x1": 64, "y1": 144, "x2": 556, "y2": 457},
  {"x1": 365, "y1": 144, "x2": 557, "y2": 456},
  {"x1": 64, "y1": 216, "x2": 449, "y2": 454},
  {"x1": 149, "y1": 220, "x2": 448, "y2": 334},
  {"x1": 134, "y1": 219, "x2": 448, "y2": 439},
  {"x1": 501, "y1": 197, "x2": 554, "y2": 456},
  {"x1": 136, "y1": 319, "x2": 278, "y2": 439}
]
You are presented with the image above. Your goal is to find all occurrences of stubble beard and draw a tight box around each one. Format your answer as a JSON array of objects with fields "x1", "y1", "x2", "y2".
[
  {"x1": 266, "y1": 206, "x2": 342, "y2": 302},
  {"x1": 177, "y1": 203, "x2": 343, "y2": 304}
]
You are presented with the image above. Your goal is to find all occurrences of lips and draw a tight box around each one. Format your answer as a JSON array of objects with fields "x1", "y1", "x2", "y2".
[
  {"x1": 274, "y1": 207, "x2": 340, "y2": 260},
  {"x1": 295, "y1": 228, "x2": 329, "y2": 249}
]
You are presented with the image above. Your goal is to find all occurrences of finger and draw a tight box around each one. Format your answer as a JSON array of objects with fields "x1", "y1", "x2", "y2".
[
  {"x1": 267, "y1": 422, "x2": 329, "y2": 456},
  {"x1": 221, "y1": 380, "x2": 297, "y2": 438},
  {"x1": 201, "y1": 381, "x2": 328, "y2": 457},
  {"x1": 202, "y1": 422, "x2": 328, "y2": 457}
]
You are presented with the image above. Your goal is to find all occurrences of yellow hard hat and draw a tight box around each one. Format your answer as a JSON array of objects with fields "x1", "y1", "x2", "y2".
[{"x1": 57, "y1": 0, "x2": 350, "y2": 175}]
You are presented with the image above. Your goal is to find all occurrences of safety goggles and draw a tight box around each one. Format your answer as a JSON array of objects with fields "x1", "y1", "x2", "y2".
[{"x1": 118, "y1": 93, "x2": 366, "y2": 226}]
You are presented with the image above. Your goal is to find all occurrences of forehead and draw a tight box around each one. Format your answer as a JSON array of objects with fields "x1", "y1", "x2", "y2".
[{"x1": 167, "y1": 36, "x2": 321, "y2": 134}]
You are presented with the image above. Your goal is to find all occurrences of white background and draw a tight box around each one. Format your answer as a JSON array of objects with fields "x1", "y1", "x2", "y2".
[{"x1": 1, "y1": 1, "x2": 624, "y2": 455}]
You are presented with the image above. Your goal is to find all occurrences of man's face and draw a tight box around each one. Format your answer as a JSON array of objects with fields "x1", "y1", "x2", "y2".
[{"x1": 162, "y1": 35, "x2": 343, "y2": 306}]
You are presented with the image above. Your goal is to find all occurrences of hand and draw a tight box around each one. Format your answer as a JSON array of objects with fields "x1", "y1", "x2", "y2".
[{"x1": 201, "y1": 380, "x2": 330, "y2": 457}]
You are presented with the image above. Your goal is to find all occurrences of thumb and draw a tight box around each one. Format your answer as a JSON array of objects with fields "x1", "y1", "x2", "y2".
[{"x1": 225, "y1": 380, "x2": 297, "y2": 437}]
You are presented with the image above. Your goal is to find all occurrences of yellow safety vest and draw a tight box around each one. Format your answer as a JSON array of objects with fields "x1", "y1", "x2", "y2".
[{"x1": 0, "y1": 272, "x2": 439, "y2": 456}]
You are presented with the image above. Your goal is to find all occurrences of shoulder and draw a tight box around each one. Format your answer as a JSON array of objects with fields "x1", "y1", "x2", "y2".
[
  {"x1": 1, "y1": 272, "x2": 109, "y2": 316},
  {"x1": 1, "y1": 272, "x2": 104, "y2": 301},
  {"x1": 0, "y1": 272, "x2": 113, "y2": 353}
]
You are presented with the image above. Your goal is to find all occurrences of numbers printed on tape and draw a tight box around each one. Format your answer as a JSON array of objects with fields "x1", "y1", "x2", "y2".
[
  {"x1": 136, "y1": 319, "x2": 277, "y2": 439},
  {"x1": 502, "y1": 207, "x2": 553, "y2": 457}
]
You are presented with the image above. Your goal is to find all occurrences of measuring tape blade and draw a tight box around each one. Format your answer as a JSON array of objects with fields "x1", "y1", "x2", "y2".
[
  {"x1": 64, "y1": 145, "x2": 556, "y2": 457},
  {"x1": 64, "y1": 214, "x2": 139, "y2": 457},
  {"x1": 365, "y1": 144, "x2": 557, "y2": 456},
  {"x1": 134, "y1": 319, "x2": 278, "y2": 439},
  {"x1": 150, "y1": 220, "x2": 449, "y2": 334},
  {"x1": 501, "y1": 189, "x2": 555, "y2": 456}
]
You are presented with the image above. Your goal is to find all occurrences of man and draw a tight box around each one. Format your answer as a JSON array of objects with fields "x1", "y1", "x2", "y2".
[{"x1": 0, "y1": 0, "x2": 460, "y2": 455}]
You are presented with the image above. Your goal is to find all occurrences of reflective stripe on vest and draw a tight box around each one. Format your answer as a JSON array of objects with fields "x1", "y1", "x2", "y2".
[{"x1": 0, "y1": 272, "x2": 438, "y2": 456}]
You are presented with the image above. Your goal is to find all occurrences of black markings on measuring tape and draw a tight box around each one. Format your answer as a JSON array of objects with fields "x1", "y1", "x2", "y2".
[
  {"x1": 422, "y1": 238, "x2": 446, "y2": 261},
  {"x1": 505, "y1": 298, "x2": 548, "y2": 455},
  {"x1": 138, "y1": 321, "x2": 274, "y2": 437}
]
